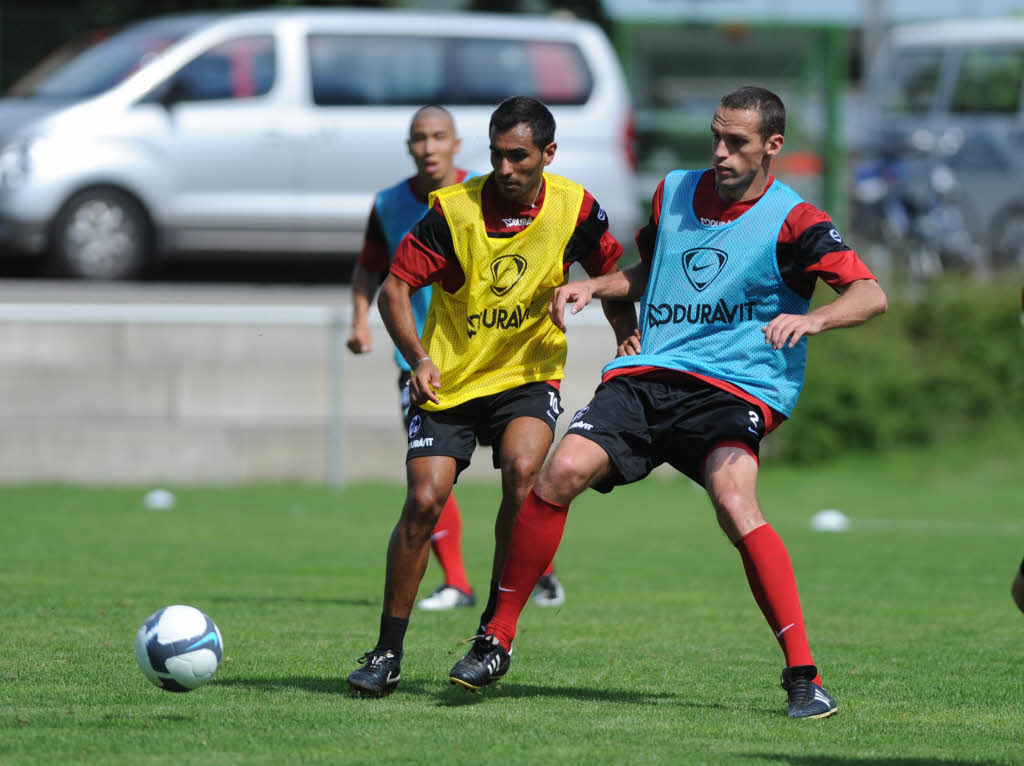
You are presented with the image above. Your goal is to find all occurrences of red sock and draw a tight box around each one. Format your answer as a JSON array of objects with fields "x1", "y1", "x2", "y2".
[
  {"x1": 488, "y1": 490, "x2": 569, "y2": 649},
  {"x1": 430, "y1": 494, "x2": 471, "y2": 595},
  {"x1": 735, "y1": 524, "x2": 820, "y2": 683}
]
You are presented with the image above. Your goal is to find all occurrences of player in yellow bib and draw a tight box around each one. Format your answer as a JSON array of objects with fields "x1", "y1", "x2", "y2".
[{"x1": 347, "y1": 96, "x2": 637, "y2": 697}]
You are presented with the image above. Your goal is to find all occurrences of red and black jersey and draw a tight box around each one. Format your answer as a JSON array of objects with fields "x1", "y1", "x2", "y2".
[
  {"x1": 357, "y1": 169, "x2": 471, "y2": 275},
  {"x1": 390, "y1": 175, "x2": 623, "y2": 292},
  {"x1": 635, "y1": 170, "x2": 875, "y2": 299},
  {"x1": 621, "y1": 169, "x2": 879, "y2": 433}
]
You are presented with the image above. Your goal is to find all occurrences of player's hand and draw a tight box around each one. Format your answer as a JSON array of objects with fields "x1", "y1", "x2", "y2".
[
  {"x1": 548, "y1": 281, "x2": 596, "y2": 331},
  {"x1": 761, "y1": 313, "x2": 825, "y2": 350},
  {"x1": 616, "y1": 328, "x2": 642, "y2": 357},
  {"x1": 409, "y1": 358, "x2": 441, "y2": 406},
  {"x1": 346, "y1": 325, "x2": 372, "y2": 354}
]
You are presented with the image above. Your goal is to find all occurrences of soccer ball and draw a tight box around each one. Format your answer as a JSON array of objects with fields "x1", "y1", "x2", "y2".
[{"x1": 135, "y1": 605, "x2": 223, "y2": 692}]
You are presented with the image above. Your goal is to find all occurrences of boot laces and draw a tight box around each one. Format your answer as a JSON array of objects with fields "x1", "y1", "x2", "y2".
[
  {"x1": 461, "y1": 632, "x2": 499, "y2": 659},
  {"x1": 357, "y1": 649, "x2": 393, "y2": 667},
  {"x1": 787, "y1": 677, "x2": 814, "y2": 707}
]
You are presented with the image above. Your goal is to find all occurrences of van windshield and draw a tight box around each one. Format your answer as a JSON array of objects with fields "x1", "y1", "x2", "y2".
[{"x1": 8, "y1": 19, "x2": 209, "y2": 100}]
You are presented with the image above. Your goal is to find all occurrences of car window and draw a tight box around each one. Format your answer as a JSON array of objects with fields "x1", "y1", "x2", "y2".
[
  {"x1": 308, "y1": 35, "x2": 442, "y2": 105},
  {"x1": 879, "y1": 47, "x2": 944, "y2": 114},
  {"x1": 15, "y1": 23, "x2": 202, "y2": 100},
  {"x1": 170, "y1": 36, "x2": 276, "y2": 102},
  {"x1": 308, "y1": 34, "x2": 592, "y2": 106},
  {"x1": 950, "y1": 46, "x2": 1024, "y2": 114}
]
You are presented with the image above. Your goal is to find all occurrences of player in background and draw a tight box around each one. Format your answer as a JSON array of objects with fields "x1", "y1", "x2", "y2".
[
  {"x1": 348, "y1": 105, "x2": 566, "y2": 611},
  {"x1": 449, "y1": 86, "x2": 888, "y2": 720},
  {"x1": 1015, "y1": 292, "x2": 1024, "y2": 614},
  {"x1": 1016, "y1": 297, "x2": 1024, "y2": 614},
  {"x1": 347, "y1": 96, "x2": 637, "y2": 697},
  {"x1": 347, "y1": 105, "x2": 476, "y2": 611}
]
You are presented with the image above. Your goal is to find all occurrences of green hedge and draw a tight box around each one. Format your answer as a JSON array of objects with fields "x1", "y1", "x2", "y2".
[{"x1": 767, "y1": 278, "x2": 1024, "y2": 463}]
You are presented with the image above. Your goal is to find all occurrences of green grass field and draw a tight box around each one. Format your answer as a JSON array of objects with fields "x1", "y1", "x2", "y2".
[{"x1": 2, "y1": 440, "x2": 1022, "y2": 765}]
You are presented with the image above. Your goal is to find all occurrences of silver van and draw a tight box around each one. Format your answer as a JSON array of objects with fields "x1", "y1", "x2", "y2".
[
  {"x1": 0, "y1": 9, "x2": 636, "y2": 279},
  {"x1": 860, "y1": 18, "x2": 1024, "y2": 268}
]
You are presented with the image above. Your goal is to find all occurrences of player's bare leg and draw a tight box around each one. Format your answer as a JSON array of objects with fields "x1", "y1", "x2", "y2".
[
  {"x1": 417, "y1": 494, "x2": 475, "y2": 610},
  {"x1": 536, "y1": 434, "x2": 615, "y2": 504},
  {"x1": 384, "y1": 455, "x2": 459, "y2": 618},
  {"x1": 704, "y1": 445, "x2": 836, "y2": 719},
  {"x1": 349, "y1": 455, "x2": 456, "y2": 697}
]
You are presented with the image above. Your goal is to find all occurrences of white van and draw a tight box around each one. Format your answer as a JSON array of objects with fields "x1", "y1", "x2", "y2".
[
  {"x1": 0, "y1": 9, "x2": 636, "y2": 279},
  {"x1": 861, "y1": 18, "x2": 1024, "y2": 267}
]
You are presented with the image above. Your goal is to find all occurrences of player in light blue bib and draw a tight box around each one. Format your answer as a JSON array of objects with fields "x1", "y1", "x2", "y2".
[{"x1": 465, "y1": 87, "x2": 888, "y2": 719}]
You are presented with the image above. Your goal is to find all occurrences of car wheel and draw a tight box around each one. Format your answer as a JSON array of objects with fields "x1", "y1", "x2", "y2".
[
  {"x1": 989, "y1": 206, "x2": 1024, "y2": 270},
  {"x1": 53, "y1": 188, "x2": 150, "y2": 280}
]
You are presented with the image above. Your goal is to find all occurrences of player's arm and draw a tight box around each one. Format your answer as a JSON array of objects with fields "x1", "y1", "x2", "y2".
[
  {"x1": 609, "y1": 182, "x2": 663, "y2": 357},
  {"x1": 348, "y1": 206, "x2": 389, "y2": 354},
  {"x1": 348, "y1": 264, "x2": 384, "y2": 353},
  {"x1": 379, "y1": 205, "x2": 461, "y2": 405},
  {"x1": 379, "y1": 274, "x2": 439, "y2": 405},
  {"x1": 763, "y1": 204, "x2": 887, "y2": 349},
  {"x1": 549, "y1": 260, "x2": 650, "y2": 331},
  {"x1": 600, "y1": 292, "x2": 638, "y2": 345},
  {"x1": 549, "y1": 192, "x2": 648, "y2": 334}
]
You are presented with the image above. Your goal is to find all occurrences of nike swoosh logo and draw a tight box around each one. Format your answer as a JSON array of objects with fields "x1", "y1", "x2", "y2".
[
  {"x1": 497, "y1": 584, "x2": 516, "y2": 592},
  {"x1": 775, "y1": 622, "x2": 795, "y2": 638},
  {"x1": 386, "y1": 671, "x2": 400, "y2": 683},
  {"x1": 185, "y1": 631, "x2": 219, "y2": 652},
  {"x1": 692, "y1": 263, "x2": 712, "y2": 271}
]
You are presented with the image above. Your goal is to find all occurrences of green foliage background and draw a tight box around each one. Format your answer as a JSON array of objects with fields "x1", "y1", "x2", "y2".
[{"x1": 771, "y1": 278, "x2": 1024, "y2": 462}]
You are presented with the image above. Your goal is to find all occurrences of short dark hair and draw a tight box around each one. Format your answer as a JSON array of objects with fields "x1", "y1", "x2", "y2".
[
  {"x1": 720, "y1": 86, "x2": 786, "y2": 140},
  {"x1": 489, "y1": 96, "x2": 556, "y2": 149},
  {"x1": 410, "y1": 104, "x2": 455, "y2": 133}
]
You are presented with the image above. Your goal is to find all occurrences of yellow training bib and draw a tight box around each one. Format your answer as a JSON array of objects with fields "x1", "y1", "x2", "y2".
[{"x1": 420, "y1": 173, "x2": 585, "y2": 410}]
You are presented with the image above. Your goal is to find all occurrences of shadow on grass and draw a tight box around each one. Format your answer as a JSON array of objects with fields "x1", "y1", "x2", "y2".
[
  {"x1": 215, "y1": 676, "x2": 350, "y2": 695},
  {"x1": 212, "y1": 676, "x2": 703, "y2": 709},
  {"x1": 205, "y1": 595, "x2": 378, "y2": 608},
  {"x1": 743, "y1": 755, "x2": 1000, "y2": 766},
  {"x1": 437, "y1": 682, "x2": 705, "y2": 709}
]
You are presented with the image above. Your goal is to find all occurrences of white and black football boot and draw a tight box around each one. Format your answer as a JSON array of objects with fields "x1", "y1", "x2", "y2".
[
  {"x1": 448, "y1": 633, "x2": 510, "y2": 691},
  {"x1": 347, "y1": 649, "x2": 401, "y2": 697},
  {"x1": 781, "y1": 665, "x2": 838, "y2": 719}
]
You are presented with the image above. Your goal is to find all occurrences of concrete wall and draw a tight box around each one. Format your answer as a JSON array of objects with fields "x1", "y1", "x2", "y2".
[{"x1": 0, "y1": 297, "x2": 623, "y2": 485}]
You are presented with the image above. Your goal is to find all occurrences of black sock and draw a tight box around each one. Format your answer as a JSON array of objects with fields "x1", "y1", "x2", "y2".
[
  {"x1": 477, "y1": 578, "x2": 500, "y2": 629},
  {"x1": 376, "y1": 614, "x2": 408, "y2": 655}
]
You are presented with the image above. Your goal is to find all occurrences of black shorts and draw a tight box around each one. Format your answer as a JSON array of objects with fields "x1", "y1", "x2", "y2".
[
  {"x1": 405, "y1": 381, "x2": 562, "y2": 477},
  {"x1": 398, "y1": 370, "x2": 413, "y2": 427},
  {"x1": 565, "y1": 373, "x2": 767, "y2": 491}
]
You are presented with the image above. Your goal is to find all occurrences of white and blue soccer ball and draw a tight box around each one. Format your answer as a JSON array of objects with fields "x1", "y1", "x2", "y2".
[{"x1": 134, "y1": 605, "x2": 223, "y2": 692}]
